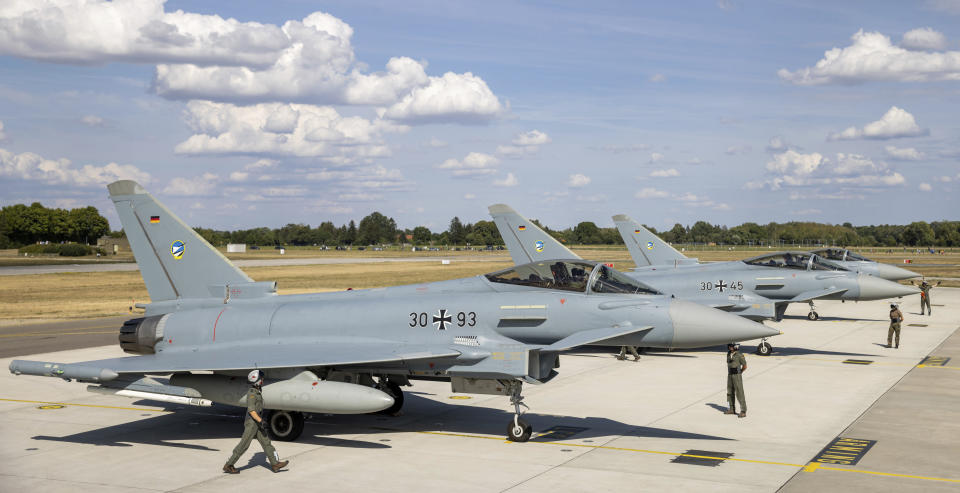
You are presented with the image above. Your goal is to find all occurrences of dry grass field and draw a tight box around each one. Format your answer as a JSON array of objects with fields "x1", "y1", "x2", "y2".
[{"x1": 1, "y1": 246, "x2": 956, "y2": 323}]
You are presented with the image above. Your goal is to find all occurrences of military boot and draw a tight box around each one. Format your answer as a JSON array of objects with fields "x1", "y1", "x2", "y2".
[
  {"x1": 724, "y1": 408, "x2": 736, "y2": 415},
  {"x1": 223, "y1": 464, "x2": 238, "y2": 474},
  {"x1": 271, "y1": 460, "x2": 289, "y2": 473}
]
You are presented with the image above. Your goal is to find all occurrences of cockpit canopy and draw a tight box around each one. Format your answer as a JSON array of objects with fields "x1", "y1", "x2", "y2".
[
  {"x1": 743, "y1": 252, "x2": 848, "y2": 271},
  {"x1": 812, "y1": 248, "x2": 872, "y2": 262},
  {"x1": 485, "y1": 260, "x2": 660, "y2": 295}
]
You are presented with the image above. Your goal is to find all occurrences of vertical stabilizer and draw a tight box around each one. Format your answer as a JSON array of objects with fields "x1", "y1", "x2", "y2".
[
  {"x1": 488, "y1": 204, "x2": 581, "y2": 265},
  {"x1": 612, "y1": 214, "x2": 693, "y2": 267},
  {"x1": 108, "y1": 180, "x2": 252, "y2": 301}
]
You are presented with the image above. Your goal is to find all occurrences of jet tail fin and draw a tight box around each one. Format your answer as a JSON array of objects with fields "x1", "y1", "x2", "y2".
[
  {"x1": 108, "y1": 180, "x2": 252, "y2": 302},
  {"x1": 612, "y1": 214, "x2": 695, "y2": 267},
  {"x1": 488, "y1": 204, "x2": 580, "y2": 265}
]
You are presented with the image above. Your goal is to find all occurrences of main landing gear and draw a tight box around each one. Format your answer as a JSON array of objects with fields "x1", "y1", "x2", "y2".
[
  {"x1": 505, "y1": 381, "x2": 532, "y2": 442},
  {"x1": 807, "y1": 300, "x2": 820, "y2": 321},
  {"x1": 266, "y1": 410, "x2": 305, "y2": 441},
  {"x1": 376, "y1": 378, "x2": 405, "y2": 416}
]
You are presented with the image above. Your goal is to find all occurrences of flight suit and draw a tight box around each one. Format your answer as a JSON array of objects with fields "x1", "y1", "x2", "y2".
[
  {"x1": 617, "y1": 345, "x2": 641, "y2": 361},
  {"x1": 726, "y1": 350, "x2": 747, "y2": 414},
  {"x1": 225, "y1": 387, "x2": 280, "y2": 468},
  {"x1": 918, "y1": 283, "x2": 935, "y2": 315},
  {"x1": 888, "y1": 307, "x2": 903, "y2": 348}
]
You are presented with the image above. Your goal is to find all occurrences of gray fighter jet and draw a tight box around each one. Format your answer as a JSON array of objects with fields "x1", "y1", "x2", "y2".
[
  {"x1": 810, "y1": 247, "x2": 919, "y2": 281},
  {"x1": 9, "y1": 181, "x2": 777, "y2": 443},
  {"x1": 489, "y1": 206, "x2": 918, "y2": 355}
]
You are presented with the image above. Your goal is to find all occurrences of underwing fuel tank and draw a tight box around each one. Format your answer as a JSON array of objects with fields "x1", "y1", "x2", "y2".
[{"x1": 170, "y1": 373, "x2": 393, "y2": 414}]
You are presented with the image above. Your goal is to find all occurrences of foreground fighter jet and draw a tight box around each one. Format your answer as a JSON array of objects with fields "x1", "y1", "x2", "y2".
[
  {"x1": 810, "y1": 247, "x2": 919, "y2": 281},
  {"x1": 489, "y1": 205, "x2": 917, "y2": 355},
  {"x1": 9, "y1": 181, "x2": 777, "y2": 443}
]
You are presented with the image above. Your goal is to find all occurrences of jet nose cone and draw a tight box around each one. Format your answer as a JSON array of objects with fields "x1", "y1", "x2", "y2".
[
  {"x1": 857, "y1": 275, "x2": 920, "y2": 300},
  {"x1": 668, "y1": 300, "x2": 779, "y2": 348},
  {"x1": 875, "y1": 263, "x2": 920, "y2": 281}
]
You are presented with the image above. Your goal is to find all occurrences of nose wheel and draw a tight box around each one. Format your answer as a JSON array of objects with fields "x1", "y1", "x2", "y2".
[
  {"x1": 505, "y1": 381, "x2": 532, "y2": 442},
  {"x1": 807, "y1": 301, "x2": 819, "y2": 320},
  {"x1": 755, "y1": 338, "x2": 773, "y2": 356}
]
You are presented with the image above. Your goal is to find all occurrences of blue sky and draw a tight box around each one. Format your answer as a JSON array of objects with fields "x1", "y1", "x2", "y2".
[{"x1": 1, "y1": 0, "x2": 958, "y2": 232}]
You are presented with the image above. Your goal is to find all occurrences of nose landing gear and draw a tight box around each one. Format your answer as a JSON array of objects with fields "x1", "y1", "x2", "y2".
[
  {"x1": 505, "y1": 381, "x2": 532, "y2": 442},
  {"x1": 807, "y1": 301, "x2": 819, "y2": 320}
]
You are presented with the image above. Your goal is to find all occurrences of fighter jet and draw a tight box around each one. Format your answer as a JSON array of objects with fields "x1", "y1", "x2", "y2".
[
  {"x1": 810, "y1": 247, "x2": 919, "y2": 281},
  {"x1": 9, "y1": 181, "x2": 777, "y2": 443},
  {"x1": 489, "y1": 205, "x2": 918, "y2": 355}
]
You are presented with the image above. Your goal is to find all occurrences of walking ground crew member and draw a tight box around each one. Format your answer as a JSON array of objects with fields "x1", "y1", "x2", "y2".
[
  {"x1": 724, "y1": 343, "x2": 747, "y2": 418},
  {"x1": 223, "y1": 370, "x2": 289, "y2": 474},
  {"x1": 912, "y1": 279, "x2": 941, "y2": 315},
  {"x1": 888, "y1": 303, "x2": 904, "y2": 349},
  {"x1": 617, "y1": 345, "x2": 641, "y2": 361}
]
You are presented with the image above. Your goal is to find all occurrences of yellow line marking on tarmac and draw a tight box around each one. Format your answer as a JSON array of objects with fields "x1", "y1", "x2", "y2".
[
  {"x1": 789, "y1": 356, "x2": 960, "y2": 370},
  {"x1": 416, "y1": 430, "x2": 960, "y2": 484},
  {"x1": 0, "y1": 398, "x2": 170, "y2": 413}
]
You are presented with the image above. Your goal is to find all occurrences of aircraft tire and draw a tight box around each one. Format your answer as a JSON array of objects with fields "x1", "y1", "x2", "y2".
[
  {"x1": 266, "y1": 410, "x2": 304, "y2": 441},
  {"x1": 376, "y1": 381, "x2": 404, "y2": 415},
  {"x1": 756, "y1": 342, "x2": 773, "y2": 356},
  {"x1": 807, "y1": 311, "x2": 819, "y2": 321},
  {"x1": 507, "y1": 418, "x2": 532, "y2": 442}
]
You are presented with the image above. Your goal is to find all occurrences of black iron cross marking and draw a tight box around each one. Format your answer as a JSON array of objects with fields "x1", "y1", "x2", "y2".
[
  {"x1": 716, "y1": 280, "x2": 728, "y2": 293},
  {"x1": 432, "y1": 309, "x2": 452, "y2": 330}
]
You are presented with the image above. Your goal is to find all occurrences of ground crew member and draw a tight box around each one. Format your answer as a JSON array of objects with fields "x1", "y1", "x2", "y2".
[
  {"x1": 912, "y1": 279, "x2": 940, "y2": 315},
  {"x1": 724, "y1": 343, "x2": 747, "y2": 418},
  {"x1": 887, "y1": 303, "x2": 904, "y2": 349},
  {"x1": 617, "y1": 345, "x2": 641, "y2": 361},
  {"x1": 223, "y1": 370, "x2": 289, "y2": 474}
]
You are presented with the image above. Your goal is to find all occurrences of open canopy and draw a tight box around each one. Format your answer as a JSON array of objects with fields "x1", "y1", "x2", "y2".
[
  {"x1": 485, "y1": 260, "x2": 660, "y2": 295},
  {"x1": 743, "y1": 252, "x2": 848, "y2": 271}
]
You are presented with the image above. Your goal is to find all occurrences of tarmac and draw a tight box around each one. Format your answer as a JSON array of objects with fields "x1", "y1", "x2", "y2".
[{"x1": 0, "y1": 290, "x2": 957, "y2": 492}]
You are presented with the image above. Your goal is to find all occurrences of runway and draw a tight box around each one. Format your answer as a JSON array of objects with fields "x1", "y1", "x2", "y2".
[
  {"x1": 1, "y1": 292, "x2": 957, "y2": 492},
  {"x1": 0, "y1": 255, "x2": 502, "y2": 276}
]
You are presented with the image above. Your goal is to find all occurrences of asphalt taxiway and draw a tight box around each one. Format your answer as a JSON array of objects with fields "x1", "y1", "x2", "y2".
[{"x1": 0, "y1": 291, "x2": 957, "y2": 492}]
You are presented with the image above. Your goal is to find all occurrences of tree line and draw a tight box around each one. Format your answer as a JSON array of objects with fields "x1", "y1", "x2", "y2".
[
  {"x1": 0, "y1": 203, "x2": 110, "y2": 248},
  {"x1": 2, "y1": 201, "x2": 958, "y2": 249}
]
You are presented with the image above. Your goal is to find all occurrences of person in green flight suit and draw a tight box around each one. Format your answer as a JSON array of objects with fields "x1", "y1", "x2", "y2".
[
  {"x1": 724, "y1": 343, "x2": 747, "y2": 418},
  {"x1": 911, "y1": 278, "x2": 940, "y2": 315},
  {"x1": 616, "y1": 345, "x2": 641, "y2": 361},
  {"x1": 223, "y1": 370, "x2": 289, "y2": 474},
  {"x1": 887, "y1": 303, "x2": 904, "y2": 349}
]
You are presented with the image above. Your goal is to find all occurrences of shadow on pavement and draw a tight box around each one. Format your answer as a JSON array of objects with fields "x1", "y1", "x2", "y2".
[{"x1": 766, "y1": 347, "x2": 880, "y2": 357}]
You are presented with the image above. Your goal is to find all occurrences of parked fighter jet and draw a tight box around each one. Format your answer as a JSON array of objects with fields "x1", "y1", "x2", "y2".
[
  {"x1": 9, "y1": 181, "x2": 777, "y2": 443},
  {"x1": 810, "y1": 248, "x2": 918, "y2": 281},
  {"x1": 488, "y1": 205, "x2": 918, "y2": 355}
]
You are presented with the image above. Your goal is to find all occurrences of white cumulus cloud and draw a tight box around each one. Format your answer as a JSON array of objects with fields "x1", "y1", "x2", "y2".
[
  {"x1": 436, "y1": 152, "x2": 500, "y2": 177},
  {"x1": 164, "y1": 172, "x2": 219, "y2": 196},
  {"x1": 497, "y1": 129, "x2": 551, "y2": 157},
  {"x1": 0, "y1": 1, "x2": 503, "y2": 122},
  {"x1": 649, "y1": 152, "x2": 664, "y2": 164},
  {"x1": 828, "y1": 106, "x2": 927, "y2": 140},
  {"x1": 918, "y1": 182, "x2": 933, "y2": 191},
  {"x1": 884, "y1": 146, "x2": 925, "y2": 160},
  {"x1": 174, "y1": 101, "x2": 406, "y2": 162},
  {"x1": 766, "y1": 136, "x2": 787, "y2": 152},
  {"x1": 0, "y1": 147, "x2": 151, "y2": 186},
  {"x1": 568, "y1": 173, "x2": 591, "y2": 187},
  {"x1": 779, "y1": 29, "x2": 960, "y2": 85},
  {"x1": 80, "y1": 115, "x2": 105, "y2": 127},
  {"x1": 747, "y1": 150, "x2": 905, "y2": 191},
  {"x1": 635, "y1": 187, "x2": 669, "y2": 199},
  {"x1": 493, "y1": 172, "x2": 518, "y2": 187},
  {"x1": 650, "y1": 168, "x2": 680, "y2": 178},
  {"x1": 901, "y1": 27, "x2": 948, "y2": 51}
]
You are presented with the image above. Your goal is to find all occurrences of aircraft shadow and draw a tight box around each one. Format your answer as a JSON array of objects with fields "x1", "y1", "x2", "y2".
[
  {"x1": 766, "y1": 347, "x2": 880, "y2": 357},
  {"x1": 31, "y1": 404, "x2": 390, "y2": 450},
  {"x1": 781, "y1": 315, "x2": 885, "y2": 322},
  {"x1": 31, "y1": 393, "x2": 731, "y2": 448},
  {"x1": 307, "y1": 393, "x2": 731, "y2": 443}
]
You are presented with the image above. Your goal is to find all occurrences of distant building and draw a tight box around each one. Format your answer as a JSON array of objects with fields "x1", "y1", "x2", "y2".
[
  {"x1": 227, "y1": 244, "x2": 247, "y2": 253},
  {"x1": 97, "y1": 236, "x2": 130, "y2": 255}
]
